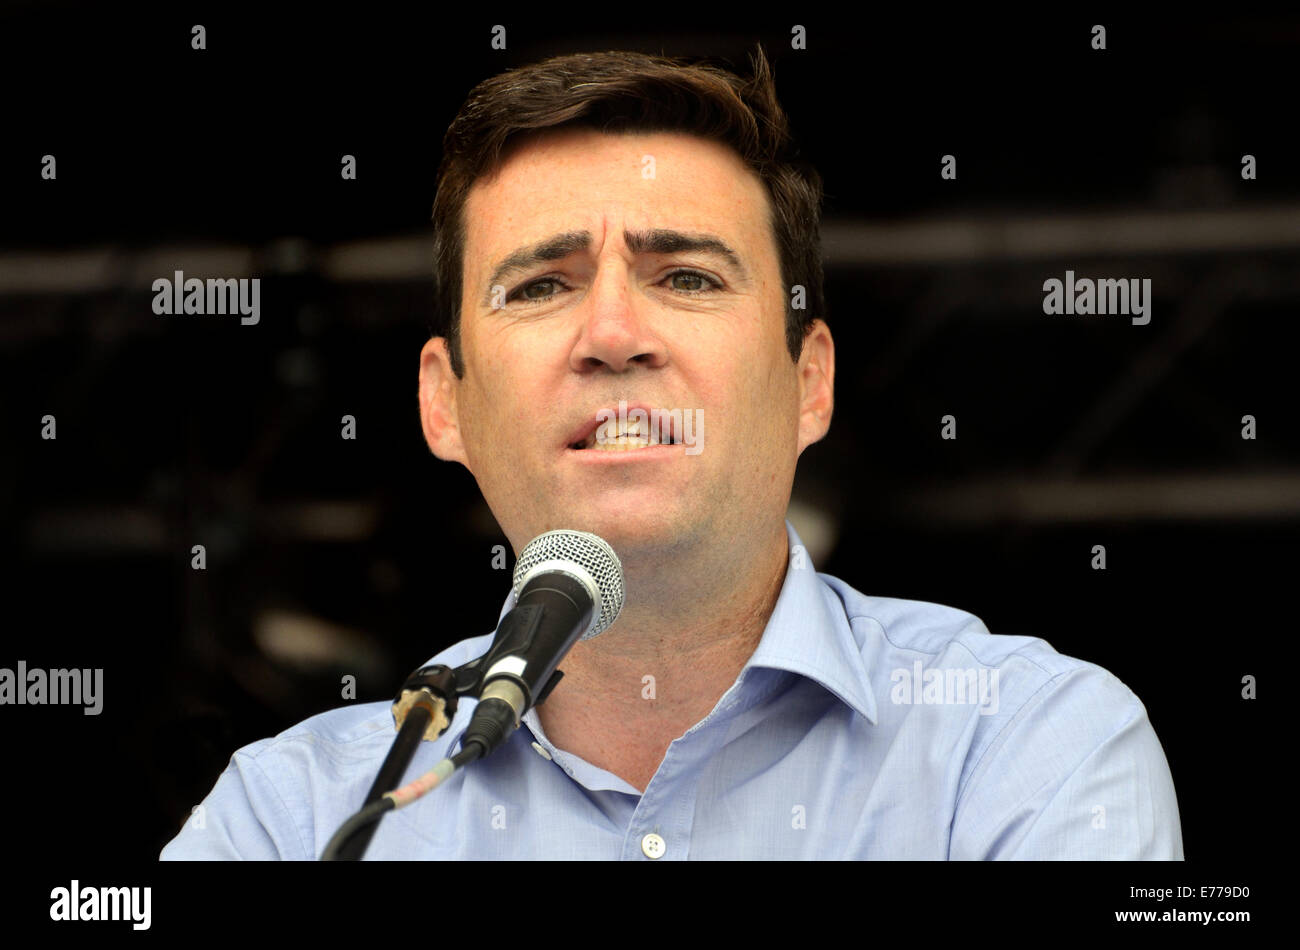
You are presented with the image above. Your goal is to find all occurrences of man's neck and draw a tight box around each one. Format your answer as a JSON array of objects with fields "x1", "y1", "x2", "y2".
[{"x1": 533, "y1": 520, "x2": 791, "y2": 790}]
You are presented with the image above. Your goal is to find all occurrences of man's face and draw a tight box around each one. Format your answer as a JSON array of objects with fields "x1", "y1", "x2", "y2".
[{"x1": 419, "y1": 128, "x2": 832, "y2": 562}]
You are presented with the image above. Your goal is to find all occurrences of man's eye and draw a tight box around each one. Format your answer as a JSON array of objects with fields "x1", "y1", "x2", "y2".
[
  {"x1": 507, "y1": 269, "x2": 720, "y2": 305},
  {"x1": 668, "y1": 270, "x2": 710, "y2": 293},
  {"x1": 510, "y1": 278, "x2": 564, "y2": 302}
]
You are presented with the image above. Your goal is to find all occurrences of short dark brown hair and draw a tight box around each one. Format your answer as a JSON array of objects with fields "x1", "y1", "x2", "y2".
[{"x1": 430, "y1": 45, "x2": 826, "y2": 379}]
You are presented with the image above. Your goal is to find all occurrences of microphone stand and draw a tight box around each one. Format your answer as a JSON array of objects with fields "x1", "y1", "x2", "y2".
[
  {"x1": 324, "y1": 554, "x2": 604, "y2": 860},
  {"x1": 329, "y1": 661, "x2": 484, "y2": 861}
]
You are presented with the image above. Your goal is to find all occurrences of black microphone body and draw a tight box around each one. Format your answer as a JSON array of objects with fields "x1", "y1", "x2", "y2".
[
  {"x1": 475, "y1": 569, "x2": 594, "y2": 713},
  {"x1": 459, "y1": 530, "x2": 622, "y2": 758}
]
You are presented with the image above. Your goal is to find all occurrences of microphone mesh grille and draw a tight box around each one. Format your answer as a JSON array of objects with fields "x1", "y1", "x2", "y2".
[{"x1": 512, "y1": 530, "x2": 625, "y2": 638}]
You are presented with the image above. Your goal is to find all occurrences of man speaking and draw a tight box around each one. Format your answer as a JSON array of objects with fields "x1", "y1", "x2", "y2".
[{"x1": 161, "y1": 46, "x2": 1182, "y2": 860}]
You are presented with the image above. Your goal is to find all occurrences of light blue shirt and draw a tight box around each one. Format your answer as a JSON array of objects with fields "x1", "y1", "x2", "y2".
[{"x1": 160, "y1": 521, "x2": 1183, "y2": 860}]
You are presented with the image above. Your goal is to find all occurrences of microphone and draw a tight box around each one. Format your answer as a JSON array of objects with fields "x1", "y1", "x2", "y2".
[
  {"x1": 318, "y1": 529, "x2": 623, "y2": 859},
  {"x1": 457, "y1": 529, "x2": 625, "y2": 759}
]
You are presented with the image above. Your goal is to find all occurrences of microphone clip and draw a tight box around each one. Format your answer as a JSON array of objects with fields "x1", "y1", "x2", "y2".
[{"x1": 390, "y1": 664, "x2": 461, "y2": 740}]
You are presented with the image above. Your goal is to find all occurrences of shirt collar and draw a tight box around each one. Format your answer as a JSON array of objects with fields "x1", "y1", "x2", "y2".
[
  {"x1": 738, "y1": 519, "x2": 877, "y2": 724},
  {"x1": 490, "y1": 520, "x2": 877, "y2": 725}
]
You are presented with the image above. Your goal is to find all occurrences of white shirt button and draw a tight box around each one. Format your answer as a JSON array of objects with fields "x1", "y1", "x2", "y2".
[
  {"x1": 530, "y1": 741, "x2": 552, "y2": 760},
  {"x1": 640, "y1": 833, "x2": 666, "y2": 859}
]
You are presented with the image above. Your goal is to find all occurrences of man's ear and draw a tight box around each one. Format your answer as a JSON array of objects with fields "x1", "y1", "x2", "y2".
[
  {"x1": 418, "y1": 336, "x2": 471, "y2": 469},
  {"x1": 795, "y1": 319, "x2": 834, "y2": 457}
]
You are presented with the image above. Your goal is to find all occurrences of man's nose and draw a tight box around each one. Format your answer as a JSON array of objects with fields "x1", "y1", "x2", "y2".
[{"x1": 568, "y1": 262, "x2": 668, "y2": 373}]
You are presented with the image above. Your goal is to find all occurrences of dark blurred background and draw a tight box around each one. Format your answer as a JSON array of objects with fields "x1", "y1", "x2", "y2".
[{"x1": 0, "y1": 8, "x2": 1291, "y2": 861}]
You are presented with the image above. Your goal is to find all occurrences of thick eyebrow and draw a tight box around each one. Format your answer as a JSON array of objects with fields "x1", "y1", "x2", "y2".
[{"x1": 481, "y1": 228, "x2": 750, "y2": 306}]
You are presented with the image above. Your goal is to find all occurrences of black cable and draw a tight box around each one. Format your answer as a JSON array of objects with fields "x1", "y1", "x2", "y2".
[
  {"x1": 450, "y1": 741, "x2": 484, "y2": 769},
  {"x1": 320, "y1": 799, "x2": 395, "y2": 862},
  {"x1": 319, "y1": 739, "x2": 487, "y2": 861}
]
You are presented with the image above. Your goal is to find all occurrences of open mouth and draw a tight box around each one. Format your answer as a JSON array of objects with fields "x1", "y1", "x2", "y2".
[{"x1": 568, "y1": 422, "x2": 680, "y2": 451}]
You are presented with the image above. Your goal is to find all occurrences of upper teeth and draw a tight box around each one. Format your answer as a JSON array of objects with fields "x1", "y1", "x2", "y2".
[{"x1": 581, "y1": 419, "x2": 673, "y2": 448}]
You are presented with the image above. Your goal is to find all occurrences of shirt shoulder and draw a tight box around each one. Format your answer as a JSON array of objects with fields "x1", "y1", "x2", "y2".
[
  {"x1": 819, "y1": 571, "x2": 1081, "y2": 675},
  {"x1": 815, "y1": 572, "x2": 1182, "y2": 858},
  {"x1": 818, "y1": 570, "x2": 1134, "y2": 718},
  {"x1": 247, "y1": 630, "x2": 497, "y2": 750},
  {"x1": 226, "y1": 629, "x2": 496, "y2": 771}
]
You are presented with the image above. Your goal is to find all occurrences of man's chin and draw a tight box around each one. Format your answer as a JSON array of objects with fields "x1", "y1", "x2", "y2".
[{"x1": 561, "y1": 511, "x2": 701, "y2": 559}]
